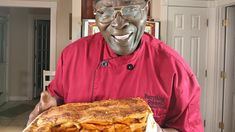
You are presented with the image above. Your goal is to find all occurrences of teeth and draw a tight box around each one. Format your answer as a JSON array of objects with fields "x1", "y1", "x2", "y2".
[{"x1": 114, "y1": 34, "x2": 130, "y2": 40}]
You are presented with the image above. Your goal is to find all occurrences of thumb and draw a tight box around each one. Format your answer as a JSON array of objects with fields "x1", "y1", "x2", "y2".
[
  {"x1": 40, "y1": 91, "x2": 50, "y2": 104},
  {"x1": 39, "y1": 91, "x2": 56, "y2": 109}
]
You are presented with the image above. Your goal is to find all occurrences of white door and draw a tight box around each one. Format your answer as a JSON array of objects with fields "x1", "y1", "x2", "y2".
[
  {"x1": 0, "y1": 16, "x2": 7, "y2": 105},
  {"x1": 167, "y1": 6, "x2": 208, "y2": 126},
  {"x1": 223, "y1": 6, "x2": 235, "y2": 132}
]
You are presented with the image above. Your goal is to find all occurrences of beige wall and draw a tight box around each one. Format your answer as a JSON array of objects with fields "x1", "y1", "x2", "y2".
[
  {"x1": 72, "y1": 0, "x2": 82, "y2": 41},
  {"x1": 1, "y1": 0, "x2": 72, "y2": 99},
  {"x1": 6, "y1": 7, "x2": 51, "y2": 99},
  {"x1": 0, "y1": 0, "x2": 72, "y2": 62},
  {"x1": 0, "y1": 7, "x2": 9, "y2": 14},
  {"x1": 151, "y1": 0, "x2": 161, "y2": 20},
  {"x1": 56, "y1": 0, "x2": 72, "y2": 60},
  {"x1": 8, "y1": 8, "x2": 30, "y2": 98}
]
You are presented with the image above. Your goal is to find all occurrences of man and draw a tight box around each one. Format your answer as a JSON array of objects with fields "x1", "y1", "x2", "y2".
[{"x1": 27, "y1": 0, "x2": 204, "y2": 131}]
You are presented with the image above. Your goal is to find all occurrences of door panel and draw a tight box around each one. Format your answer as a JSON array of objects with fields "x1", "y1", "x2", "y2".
[
  {"x1": 223, "y1": 6, "x2": 235, "y2": 132},
  {"x1": 167, "y1": 7, "x2": 208, "y2": 124},
  {"x1": 0, "y1": 64, "x2": 6, "y2": 105},
  {"x1": 0, "y1": 16, "x2": 7, "y2": 105},
  {"x1": 34, "y1": 20, "x2": 50, "y2": 98}
]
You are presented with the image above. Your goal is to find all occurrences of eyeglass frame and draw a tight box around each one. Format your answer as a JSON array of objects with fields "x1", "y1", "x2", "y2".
[{"x1": 93, "y1": 0, "x2": 150, "y2": 23}]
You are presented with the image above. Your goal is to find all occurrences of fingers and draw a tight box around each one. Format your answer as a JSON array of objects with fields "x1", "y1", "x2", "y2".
[
  {"x1": 146, "y1": 113, "x2": 158, "y2": 132},
  {"x1": 27, "y1": 103, "x2": 40, "y2": 126},
  {"x1": 40, "y1": 91, "x2": 50, "y2": 103},
  {"x1": 27, "y1": 91, "x2": 57, "y2": 126},
  {"x1": 40, "y1": 91, "x2": 57, "y2": 110},
  {"x1": 146, "y1": 113, "x2": 166, "y2": 132}
]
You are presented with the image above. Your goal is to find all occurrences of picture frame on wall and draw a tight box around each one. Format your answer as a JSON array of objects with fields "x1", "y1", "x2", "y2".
[
  {"x1": 82, "y1": 19, "x2": 160, "y2": 39},
  {"x1": 82, "y1": 19, "x2": 99, "y2": 37},
  {"x1": 144, "y1": 21, "x2": 160, "y2": 39}
]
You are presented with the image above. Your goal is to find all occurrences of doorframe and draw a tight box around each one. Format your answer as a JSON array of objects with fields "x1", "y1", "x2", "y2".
[
  {"x1": 0, "y1": 13, "x2": 10, "y2": 103},
  {"x1": 214, "y1": 1, "x2": 235, "y2": 132},
  {"x1": 160, "y1": 0, "x2": 216, "y2": 131},
  {"x1": 159, "y1": 0, "x2": 212, "y2": 43},
  {"x1": 28, "y1": 14, "x2": 50, "y2": 100},
  {"x1": 0, "y1": 0, "x2": 57, "y2": 100}
]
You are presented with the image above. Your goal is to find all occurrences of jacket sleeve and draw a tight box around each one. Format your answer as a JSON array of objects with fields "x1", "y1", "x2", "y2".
[
  {"x1": 165, "y1": 64, "x2": 204, "y2": 132},
  {"x1": 47, "y1": 52, "x2": 65, "y2": 101}
]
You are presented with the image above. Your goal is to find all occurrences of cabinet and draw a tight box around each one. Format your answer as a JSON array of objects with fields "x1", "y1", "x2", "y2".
[{"x1": 82, "y1": 0, "x2": 95, "y2": 19}]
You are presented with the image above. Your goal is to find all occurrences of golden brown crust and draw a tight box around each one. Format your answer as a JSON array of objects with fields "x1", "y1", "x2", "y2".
[{"x1": 24, "y1": 98, "x2": 152, "y2": 132}]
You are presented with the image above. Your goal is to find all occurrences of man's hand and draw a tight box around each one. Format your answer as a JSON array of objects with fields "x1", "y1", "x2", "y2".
[
  {"x1": 146, "y1": 113, "x2": 165, "y2": 132},
  {"x1": 27, "y1": 91, "x2": 57, "y2": 126},
  {"x1": 145, "y1": 113, "x2": 178, "y2": 132}
]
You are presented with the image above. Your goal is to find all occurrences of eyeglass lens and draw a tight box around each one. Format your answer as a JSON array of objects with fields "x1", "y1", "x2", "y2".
[{"x1": 96, "y1": 2, "x2": 148, "y2": 23}]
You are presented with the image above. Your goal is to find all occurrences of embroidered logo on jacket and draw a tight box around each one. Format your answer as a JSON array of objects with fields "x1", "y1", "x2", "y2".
[{"x1": 144, "y1": 94, "x2": 166, "y2": 109}]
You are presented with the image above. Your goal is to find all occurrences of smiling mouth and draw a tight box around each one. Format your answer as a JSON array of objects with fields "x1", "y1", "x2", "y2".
[{"x1": 112, "y1": 33, "x2": 133, "y2": 41}]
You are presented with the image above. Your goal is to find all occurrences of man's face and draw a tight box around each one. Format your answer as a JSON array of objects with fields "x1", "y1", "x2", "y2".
[{"x1": 94, "y1": 0, "x2": 148, "y2": 55}]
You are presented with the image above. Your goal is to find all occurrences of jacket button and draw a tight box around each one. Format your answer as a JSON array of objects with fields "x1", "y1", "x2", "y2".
[
  {"x1": 101, "y1": 60, "x2": 108, "y2": 67},
  {"x1": 127, "y1": 64, "x2": 134, "y2": 70}
]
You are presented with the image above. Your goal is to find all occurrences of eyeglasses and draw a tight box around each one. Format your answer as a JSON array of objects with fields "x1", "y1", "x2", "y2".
[{"x1": 94, "y1": 0, "x2": 150, "y2": 23}]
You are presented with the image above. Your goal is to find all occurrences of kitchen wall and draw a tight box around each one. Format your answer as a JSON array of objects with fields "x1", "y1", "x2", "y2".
[
  {"x1": 0, "y1": 0, "x2": 72, "y2": 99},
  {"x1": 56, "y1": 0, "x2": 72, "y2": 60},
  {"x1": 6, "y1": 7, "x2": 50, "y2": 99},
  {"x1": 8, "y1": 8, "x2": 31, "y2": 98}
]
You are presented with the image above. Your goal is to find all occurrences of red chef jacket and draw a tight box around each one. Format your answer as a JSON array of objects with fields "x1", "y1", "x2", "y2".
[{"x1": 48, "y1": 33, "x2": 204, "y2": 132}]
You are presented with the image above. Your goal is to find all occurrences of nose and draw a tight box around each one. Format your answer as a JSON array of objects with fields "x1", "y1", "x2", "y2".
[{"x1": 111, "y1": 12, "x2": 129, "y2": 29}]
